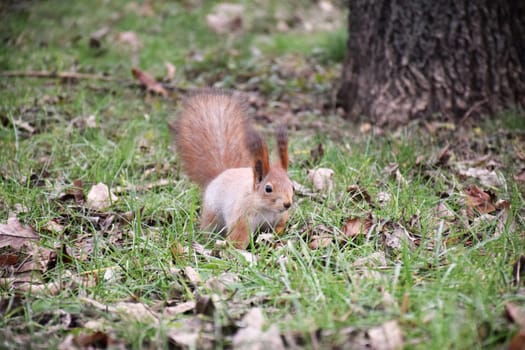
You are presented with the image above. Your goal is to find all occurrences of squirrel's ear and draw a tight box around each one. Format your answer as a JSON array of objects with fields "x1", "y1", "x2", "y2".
[
  {"x1": 276, "y1": 125, "x2": 289, "y2": 170},
  {"x1": 246, "y1": 127, "x2": 270, "y2": 185}
]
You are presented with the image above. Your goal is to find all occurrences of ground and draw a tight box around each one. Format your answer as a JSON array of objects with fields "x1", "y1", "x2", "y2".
[{"x1": 1, "y1": 1, "x2": 525, "y2": 349}]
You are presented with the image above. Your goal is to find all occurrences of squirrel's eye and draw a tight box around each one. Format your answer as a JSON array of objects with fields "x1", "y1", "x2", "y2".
[{"x1": 265, "y1": 184, "x2": 273, "y2": 193}]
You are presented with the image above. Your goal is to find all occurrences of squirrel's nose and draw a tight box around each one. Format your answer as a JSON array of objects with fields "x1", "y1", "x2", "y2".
[{"x1": 283, "y1": 202, "x2": 291, "y2": 209}]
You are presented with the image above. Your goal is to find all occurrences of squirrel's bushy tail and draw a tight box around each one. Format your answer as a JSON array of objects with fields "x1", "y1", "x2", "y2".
[{"x1": 171, "y1": 90, "x2": 254, "y2": 188}]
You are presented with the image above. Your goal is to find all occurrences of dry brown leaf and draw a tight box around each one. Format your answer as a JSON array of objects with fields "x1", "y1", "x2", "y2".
[
  {"x1": 464, "y1": 185, "x2": 496, "y2": 216},
  {"x1": 309, "y1": 233, "x2": 333, "y2": 249},
  {"x1": 206, "y1": 3, "x2": 244, "y2": 34},
  {"x1": 342, "y1": 214, "x2": 373, "y2": 239},
  {"x1": 164, "y1": 61, "x2": 176, "y2": 81},
  {"x1": 382, "y1": 223, "x2": 415, "y2": 251},
  {"x1": 367, "y1": 320, "x2": 404, "y2": 350},
  {"x1": 494, "y1": 199, "x2": 514, "y2": 238},
  {"x1": 167, "y1": 316, "x2": 205, "y2": 348},
  {"x1": 359, "y1": 122, "x2": 372, "y2": 134},
  {"x1": 164, "y1": 301, "x2": 196, "y2": 316},
  {"x1": 131, "y1": 67, "x2": 168, "y2": 97},
  {"x1": 506, "y1": 302, "x2": 525, "y2": 329},
  {"x1": 89, "y1": 27, "x2": 109, "y2": 48},
  {"x1": 86, "y1": 182, "x2": 118, "y2": 211},
  {"x1": 233, "y1": 308, "x2": 285, "y2": 350},
  {"x1": 377, "y1": 191, "x2": 391, "y2": 207},
  {"x1": 515, "y1": 168, "x2": 525, "y2": 182},
  {"x1": 116, "y1": 31, "x2": 142, "y2": 51},
  {"x1": 347, "y1": 184, "x2": 374, "y2": 206},
  {"x1": 0, "y1": 217, "x2": 38, "y2": 250},
  {"x1": 183, "y1": 266, "x2": 202, "y2": 285},
  {"x1": 307, "y1": 168, "x2": 334, "y2": 191},
  {"x1": 457, "y1": 165, "x2": 504, "y2": 188}
]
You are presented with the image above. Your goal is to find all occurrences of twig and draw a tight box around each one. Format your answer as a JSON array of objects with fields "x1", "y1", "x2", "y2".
[
  {"x1": 0, "y1": 70, "x2": 116, "y2": 82},
  {"x1": 112, "y1": 179, "x2": 177, "y2": 194}
]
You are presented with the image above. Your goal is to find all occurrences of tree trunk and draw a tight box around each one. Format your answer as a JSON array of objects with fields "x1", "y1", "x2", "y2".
[{"x1": 337, "y1": 0, "x2": 525, "y2": 126}]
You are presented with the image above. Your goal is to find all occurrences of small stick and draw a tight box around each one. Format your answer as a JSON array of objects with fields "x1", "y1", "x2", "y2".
[{"x1": 0, "y1": 70, "x2": 116, "y2": 82}]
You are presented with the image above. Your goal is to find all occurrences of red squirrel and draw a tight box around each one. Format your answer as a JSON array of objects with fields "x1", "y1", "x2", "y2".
[{"x1": 171, "y1": 89, "x2": 294, "y2": 249}]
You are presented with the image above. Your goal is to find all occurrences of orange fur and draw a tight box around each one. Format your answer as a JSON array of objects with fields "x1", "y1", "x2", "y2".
[
  {"x1": 276, "y1": 125, "x2": 289, "y2": 170},
  {"x1": 171, "y1": 90, "x2": 252, "y2": 188}
]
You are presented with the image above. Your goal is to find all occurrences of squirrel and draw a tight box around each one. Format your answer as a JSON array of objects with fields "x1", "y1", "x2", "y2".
[{"x1": 171, "y1": 89, "x2": 294, "y2": 249}]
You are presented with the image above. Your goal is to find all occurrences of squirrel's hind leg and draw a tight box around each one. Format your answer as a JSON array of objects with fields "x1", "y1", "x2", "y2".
[
  {"x1": 201, "y1": 207, "x2": 219, "y2": 232},
  {"x1": 227, "y1": 218, "x2": 251, "y2": 249}
]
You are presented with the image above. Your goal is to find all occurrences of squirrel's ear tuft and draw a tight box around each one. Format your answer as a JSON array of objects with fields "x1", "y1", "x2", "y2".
[
  {"x1": 246, "y1": 126, "x2": 270, "y2": 184},
  {"x1": 276, "y1": 125, "x2": 289, "y2": 170}
]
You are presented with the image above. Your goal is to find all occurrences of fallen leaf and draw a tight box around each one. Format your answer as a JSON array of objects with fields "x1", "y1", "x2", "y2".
[
  {"x1": 307, "y1": 168, "x2": 334, "y2": 191},
  {"x1": 377, "y1": 192, "x2": 391, "y2": 207},
  {"x1": 232, "y1": 308, "x2": 285, "y2": 350},
  {"x1": 89, "y1": 27, "x2": 109, "y2": 49},
  {"x1": 86, "y1": 182, "x2": 118, "y2": 211},
  {"x1": 183, "y1": 266, "x2": 202, "y2": 286},
  {"x1": 131, "y1": 67, "x2": 168, "y2": 97},
  {"x1": 506, "y1": 302, "x2": 525, "y2": 329},
  {"x1": 341, "y1": 214, "x2": 373, "y2": 239},
  {"x1": 381, "y1": 223, "x2": 415, "y2": 251},
  {"x1": 367, "y1": 320, "x2": 404, "y2": 350},
  {"x1": 116, "y1": 31, "x2": 142, "y2": 51},
  {"x1": 464, "y1": 185, "x2": 496, "y2": 216},
  {"x1": 164, "y1": 301, "x2": 196, "y2": 316},
  {"x1": 206, "y1": 3, "x2": 244, "y2": 34},
  {"x1": 359, "y1": 122, "x2": 372, "y2": 134},
  {"x1": 0, "y1": 217, "x2": 38, "y2": 250},
  {"x1": 309, "y1": 233, "x2": 333, "y2": 249},
  {"x1": 167, "y1": 316, "x2": 207, "y2": 348},
  {"x1": 457, "y1": 165, "x2": 504, "y2": 188},
  {"x1": 347, "y1": 185, "x2": 374, "y2": 206},
  {"x1": 195, "y1": 294, "x2": 215, "y2": 317},
  {"x1": 515, "y1": 168, "x2": 525, "y2": 182},
  {"x1": 384, "y1": 163, "x2": 407, "y2": 185},
  {"x1": 164, "y1": 61, "x2": 176, "y2": 81}
]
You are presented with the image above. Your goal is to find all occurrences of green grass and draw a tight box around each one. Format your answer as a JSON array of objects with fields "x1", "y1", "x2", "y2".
[{"x1": 1, "y1": 1, "x2": 524, "y2": 349}]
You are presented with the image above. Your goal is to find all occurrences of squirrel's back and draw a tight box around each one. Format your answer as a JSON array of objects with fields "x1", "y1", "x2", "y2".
[{"x1": 172, "y1": 90, "x2": 253, "y2": 188}]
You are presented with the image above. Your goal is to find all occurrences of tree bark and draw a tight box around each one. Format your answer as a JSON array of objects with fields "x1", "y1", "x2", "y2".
[{"x1": 337, "y1": 0, "x2": 525, "y2": 125}]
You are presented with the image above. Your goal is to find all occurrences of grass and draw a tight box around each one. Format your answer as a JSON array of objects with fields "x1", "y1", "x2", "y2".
[{"x1": 1, "y1": 1, "x2": 525, "y2": 349}]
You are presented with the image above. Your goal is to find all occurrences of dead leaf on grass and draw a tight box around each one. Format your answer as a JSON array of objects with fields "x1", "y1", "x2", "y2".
[
  {"x1": 515, "y1": 168, "x2": 525, "y2": 182},
  {"x1": 232, "y1": 308, "x2": 285, "y2": 350},
  {"x1": 347, "y1": 185, "x2": 374, "y2": 206},
  {"x1": 457, "y1": 165, "x2": 504, "y2": 188},
  {"x1": 89, "y1": 27, "x2": 109, "y2": 49},
  {"x1": 59, "y1": 331, "x2": 124, "y2": 350},
  {"x1": 505, "y1": 302, "x2": 525, "y2": 350},
  {"x1": 307, "y1": 168, "x2": 334, "y2": 192},
  {"x1": 164, "y1": 61, "x2": 176, "y2": 81},
  {"x1": 0, "y1": 217, "x2": 39, "y2": 250},
  {"x1": 131, "y1": 67, "x2": 168, "y2": 97},
  {"x1": 86, "y1": 182, "x2": 118, "y2": 211},
  {"x1": 381, "y1": 222, "x2": 415, "y2": 251},
  {"x1": 377, "y1": 191, "x2": 391, "y2": 207},
  {"x1": 341, "y1": 214, "x2": 373, "y2": 239},
  {"x1": 464, "y1": 185, "x2": 496, "y2": 216},
  {"x1": 304, "y1": 224, "x2": 334, "y2": 249},
  {"x1": 183, "y1": 266, "x2": 202, "y2": 286},
  {"x1": 116, "y1": 31, "x2": 142, "y2": 51},
  {"x1": 367, "y1": 320, "x2": 404, "y2": 350},
  {"x1": 164, "y1": 301, "x2": 196, "y2": 316},
  {"x1": 383, "y1": 163, "x2": 407, "y2": 185},
  {"x1": 206, "y1": 3, "x2": 244, "y2": 34}
]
